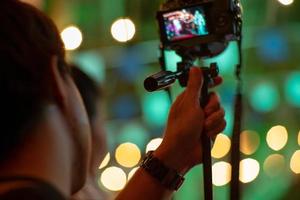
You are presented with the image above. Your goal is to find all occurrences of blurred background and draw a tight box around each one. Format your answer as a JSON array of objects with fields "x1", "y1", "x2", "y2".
[{"x1": 22, "y1": 0, "x2": 300, "y2": 199}]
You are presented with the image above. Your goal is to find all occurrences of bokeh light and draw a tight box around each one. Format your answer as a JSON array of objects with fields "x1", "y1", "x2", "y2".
[
  {"x1": 211, "y1": 134, "x2": 231, "y2": 159},
  {"x1": 203, "y1": 41, "x2": 239, "y2": 74},
  {"x1": 278, "y1": 0, "x2": 294, "y2": 6},
  {"x1": 146, "y1": 138, "x2": 163, "y2": 153},
  {"x1": 128, "y1": 167, "x2": 139, "y2": 180},
  {"x1": 142, "y1": 91, "x2": 170, "y2": 127},
  {"x1": 263, "y1": 154, "x2": 285, "y2": 177},
  {"x1": 285, "y1": 72, "x2": 300, "y2": 107},
  {"x1": 99, "y1": 153, "x2": 110, "y2": 169},
  {"x1": 290, "y1": 150, "x2": 300, "y2": 174},
  {"x1": 239, "y1": 158, "x2": 260, "y2": 183},
  {"x1": 72, "y1": 51, "x2": 106, "y2": 84},
  {"x1": 266, "y1": 125, "x2": 288, "y2": 151},
  {"x1": 240, "y1": 130, "x2": 260, "y2": 155},
  {"x1": 115, "y1": 143, "x2": 141, "y2": 168},
  {"x1": 111, "y1": 18, "x2": 136, "y2": 42},
  {"x1": 212, "y1": 162, "x2": 232, "y2": 186},
  {"x1": 100, "y1": 167, "x2": 127, "y2": 191},
  {"x1": 117, "y1": 122, "x2": 149, "y2": 149},
  {"x1": 60, "y1": 26, "x2": 83, "y2": 51},
  {"x1": 250, "y1": 82, "x2": 280, "y2": 113},
  {"x1": 257, "y1": 29, "x2": 288, "y2": 63}
]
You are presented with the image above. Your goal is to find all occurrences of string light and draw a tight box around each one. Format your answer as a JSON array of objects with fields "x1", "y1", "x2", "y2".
[
  {"x1": 115, "y1": 143, "x2": 141, "y2": 168},
  {"x1": 212, "y1": 162, "x2": 232, "y2": 186},
  {"x1": 278, "y1": 0, "x2": 294, "y2": 6},
  {"x1": 211, "y1": 134, "x2": 231, "y2": 159},
  {"x1": 239, "y1": 158, "x2": 260, "y2": 183},
  {"x1": 240, "y1": 130, "x2": 260, "y2": 155},
  {"x1": 263, "y1": 154, "x2": 285, "y2": 177},
  {"x1": 128, "y1": 167, "x2": 139, "y2": 180},
  {"x1": 266, "y1": 125, "x2": 288, "y2": 151},
  {"x1": 99, "y1": 153, "x2": 110, "y2": 169},
  {"x1": 111, "y1": 18, "x2": 136, "y2": 42},
  {"x1": 290, "y1": 150, "x2": 300, "y2": 174},
  {"x1": 100, "y1": 167, "x2": 127, "y2": 191},
  {"x1": 60, "y1": 26, "x2": 83, "y2": 50},
  {"x1": 146, "y1": 138, "x2": 163, "y2": 153}
]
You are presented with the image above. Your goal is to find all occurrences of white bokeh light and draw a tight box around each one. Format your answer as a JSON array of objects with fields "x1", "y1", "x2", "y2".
[
  {"x1": 278, "y1": 0, "x2": 294, "y2": 6},
  {"x1": 239, "y1": 158, "x2": 260, "y2": 183},
  {"x1": 60, "y1": 26, "x2": 83, "y2": 51},
  {"x1": 146, "y1": 138, "x2": 163, "y2": 153},
  {"x1": 111, "y1": 18, "x2": 136, "y2": 42},
  {"x1": 100, "y1": 167, "x2": 127, "y2": 191},
  {"x1": 212, "y1": 162, "x2": 232, "y2": 186}
]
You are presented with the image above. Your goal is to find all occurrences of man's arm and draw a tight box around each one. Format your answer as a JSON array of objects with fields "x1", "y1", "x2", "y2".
[{"x1": 116, "y1": 67, "x2": 226, "y2": 200}]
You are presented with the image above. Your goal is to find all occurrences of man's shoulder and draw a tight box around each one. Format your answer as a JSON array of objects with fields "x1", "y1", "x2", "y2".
[{"x1": 0, "y1": 177, "x2": 67, "y2": 200}]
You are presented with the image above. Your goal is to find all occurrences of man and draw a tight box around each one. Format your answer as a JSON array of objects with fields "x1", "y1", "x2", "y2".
[
  {"x1": 0, "y1": 1, "x2": 226, "y2": 199},
  {"x1": 71, "y1": 67, "x2": 108, "y2": 200}
]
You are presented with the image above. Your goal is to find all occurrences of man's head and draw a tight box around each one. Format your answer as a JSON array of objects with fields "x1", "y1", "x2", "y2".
[
  {"x1": 72, "y1": 66, "x2": 107, "y2": 175},
  {"x1": 0, "y1": 0, "x2": 91, "y2": 192}
]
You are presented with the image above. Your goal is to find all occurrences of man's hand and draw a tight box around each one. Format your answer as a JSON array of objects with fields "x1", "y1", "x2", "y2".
[{"x1": 154, "y1": 67, "x2": 226, "y2": 174}]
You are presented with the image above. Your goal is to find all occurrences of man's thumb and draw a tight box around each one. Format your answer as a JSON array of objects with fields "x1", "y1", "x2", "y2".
[{"x1": 186, "y1": 67, "x2": 203, "y2": 102}]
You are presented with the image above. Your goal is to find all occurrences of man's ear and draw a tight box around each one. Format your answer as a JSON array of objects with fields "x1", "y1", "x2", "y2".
[{"x1": 49, "y1": 56, "x2": 67, "y2": 108}]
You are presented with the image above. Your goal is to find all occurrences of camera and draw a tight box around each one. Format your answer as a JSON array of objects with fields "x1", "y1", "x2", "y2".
[
  {"x1": 144, "y1": 0, "x2": 242, "y2": 92},
  {"x1": 157, "y1": 0, "x2": 242, "y2": 57}
]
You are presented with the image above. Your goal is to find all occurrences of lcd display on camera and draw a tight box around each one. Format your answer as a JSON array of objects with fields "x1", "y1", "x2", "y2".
[{"x1": 162, "y1": 6, "x2": 209, "y2": 42}]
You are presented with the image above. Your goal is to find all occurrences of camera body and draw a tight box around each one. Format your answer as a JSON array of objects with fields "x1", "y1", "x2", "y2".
[{"x1": 157, "y1": 0, "x2": 242, "y2": 57}]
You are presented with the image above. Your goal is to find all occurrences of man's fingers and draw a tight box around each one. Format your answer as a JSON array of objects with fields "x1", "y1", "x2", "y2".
[
  {"x1": 186, "y1": 67, "x2": 203, "y2": 103},
  {"x1": 204, "y1": 92, "x2": 220, "y2": 116},
  {"x1": 204, "y1": 108, "x2": 225, "y2": 130},
  {"x1": 206, "y1": 120, "x2": 226, "y2": 137},
  {"x1": 208, "y1": 76, "x2": 223, "y2": 88}
]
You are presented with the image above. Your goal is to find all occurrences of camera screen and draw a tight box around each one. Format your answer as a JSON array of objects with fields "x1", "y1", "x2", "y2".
[{"x1": 162, "y1": 6, "x2": 209, "y2": 42}]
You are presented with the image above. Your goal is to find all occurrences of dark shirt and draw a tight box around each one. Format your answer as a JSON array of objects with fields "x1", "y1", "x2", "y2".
[{"x1": 0, "y1": 177, "x2": 66, "y2": 200}]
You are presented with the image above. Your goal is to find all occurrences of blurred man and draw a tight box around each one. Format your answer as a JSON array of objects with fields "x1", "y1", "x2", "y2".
[
  {"x1": 0, "y1": 1, "x2": 225, "y2": 199},
  {"x1": 72, "y1": 67, "x2": 108, "y2": 200}
]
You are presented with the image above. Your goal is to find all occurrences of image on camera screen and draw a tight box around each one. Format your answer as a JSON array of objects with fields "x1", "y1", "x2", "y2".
[{"x1": 163, "y1": 6, "x2": 209, "y2": 42}]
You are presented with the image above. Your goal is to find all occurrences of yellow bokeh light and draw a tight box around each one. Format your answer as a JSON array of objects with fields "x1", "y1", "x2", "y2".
[
  {"x1": 111, "y1": 18, "x2": 136, "y2": 42},
  {"x1": 263, "y1": 154, "x2": 285, "y2": 177},
  {"x1": 211, "y1": 134, "x2": 231, "y2": 159},
  {"x1": 298, "y1": 131, "x2": 300, "y2": 146},
  {"x1": 60, "y1": 26, "x2": 83, "y2": 51},
  {"x1": 212, "y1": 162, "x2": 232, "y2": 186},
  {"x1": 128, "y1": 167, "x2": 139, "y2": 180},
  {"x1": 266, "y1": 125, "x2": 288, "y2": 151},
  {"x1": 100, "y1": 167, "x2": 127, "y2": 191},
  {"x1": 240, "y1": 130, "x2": 260, "y2": 155},
  {"x1": 99, "y1": 153, "x2": 110, "y2": 169},
  {"x1": 278, "y1": 0, "x2": 294, "y2": 6},
  {"x1": 115, "y1": 143, "x2": 141, "y2": 168},
  {"x1": 146, "y1": 138, "x2": 163, "y2": 153},
  {"x1": 239, "y1": 158, "x2": 260, "y2": 183},
  {"x1": 290, "y1": 150, "x2": 300, "y2": 174}
]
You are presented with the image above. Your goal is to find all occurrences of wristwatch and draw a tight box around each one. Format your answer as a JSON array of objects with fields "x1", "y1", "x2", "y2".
[{"x1": 139, "y1": 151, "x2": 185, "y2": 191}]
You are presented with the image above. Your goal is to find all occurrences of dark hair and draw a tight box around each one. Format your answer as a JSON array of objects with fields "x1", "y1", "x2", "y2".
[
  {"x1": 71, "y1": 66, "x2": 102, "y2": 121},
  {"x1": 0, "y1": 1, "x2": 67, "y2": 161}
]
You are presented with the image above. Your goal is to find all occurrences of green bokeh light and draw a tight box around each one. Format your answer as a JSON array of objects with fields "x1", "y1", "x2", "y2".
[
  {"x1": 285, "y1": 71, "x2": 300, "y2": 107},
  {"x1": 142, "y1": 91, "x2": 171, "y2": 127},
  {"x1": 164, "y1": 50, "x2": 182, "y2": 72},
  {"x1": 117, "y1": 122, "x2": 150, "y2": 150},
  {"x1": 73, "y1": 51, "x2": 106, "y2": 83},
  {"x1": 203, "y1": 42, "x2": 239, "y2": 75},
  {"x1": 250, "y1": 82, "x2": 280, "y2": 112}
]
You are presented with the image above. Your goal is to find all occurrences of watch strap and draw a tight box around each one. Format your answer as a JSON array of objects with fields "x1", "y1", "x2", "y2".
[{"x1": 139, "y1": 151, "x2": 184, "y2": 191}]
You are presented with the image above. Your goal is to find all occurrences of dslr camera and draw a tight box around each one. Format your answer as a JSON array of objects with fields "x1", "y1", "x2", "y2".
[
  {"x1": 144, "y1": 0, "x2": 242, "y2": 92},
  {"x1": 157, "y1": 0, "x2": 242, "y2": 57}
]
